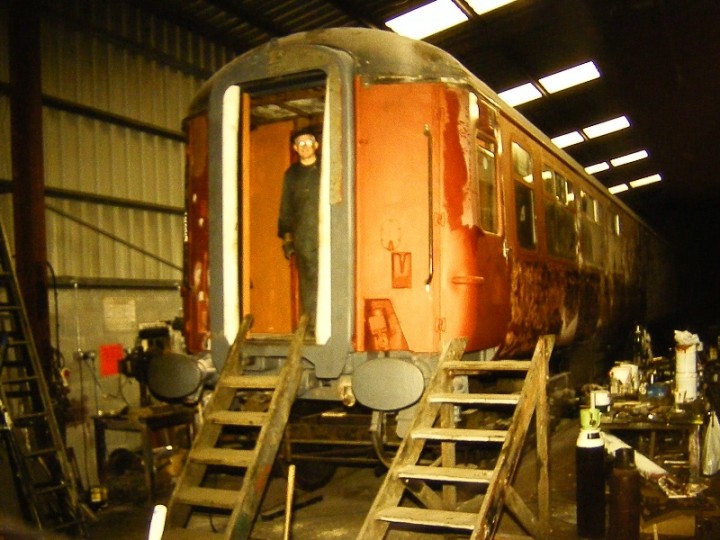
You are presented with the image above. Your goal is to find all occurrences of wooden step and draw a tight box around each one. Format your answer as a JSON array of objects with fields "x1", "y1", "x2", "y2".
[
  {"x1": 429, "y1": 392, "x2": 521, "y2": 405},
  {"x1": 174, "y1": 486, "x2": 239, "y2": 509},
  {"x1": 412, "y1": 427, "x2": 507, "y2": 443},
  {"x1": 443, "y1": 360, "x2": 530, "y2": 373},
  {"x1": 397, "y1": 464, "x2": 493, "y2": 484},
  {"x1": 206, "y1": 410, "x2": 269, "y2": 426},
  {"x1": 190, "y1": 447, "x2": 254, "y2": 467},
  {"x1": 220, "y1": 375, "x2": 279, "y2": 389},
  {"x1": 376, "y1": 506, "x2": 476, "y2": 530}
]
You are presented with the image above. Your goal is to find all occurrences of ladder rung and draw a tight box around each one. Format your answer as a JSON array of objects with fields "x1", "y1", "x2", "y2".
[
  {"x1": 398, "y1": 464, "x2": 493, "y2": 484},
  {"x1": 443, "y1": 360, "x2": 531, "y2": 372},
  {"x1": 206, "y1": 410, "x2": 269, "y2": 426},
  {"x1": 1, "y1": 340, "x2": 29, "y2": 348},
  {"x1": 5, "y1": 390, "x2": 35, "y2": 398},
  {"x1": 34, "y1": 482, "x2": 68, "y2": 496},
  {"x1": 429, "y1": 392, "x2": 521, "y2": 405},
  {"x1": 50, "y1": 518, "x2": 84, "y2": 532},
  {"x1": 376, "y1": 506, "x2": 477, "y2": 530},
  {"x1": 412, "y1": 427, "x2": 507, "y2": 443},
  {"x1": 14, "y1": 412, "x2": 48, "y2": 426},
  {"x1": 25, "y1": 446, "x2": 60, "y2": 458},
  {"x1": 220, "y1": 375, "x2": 279, "y2": 389},
  {"x1": 174, "y1": 486, "x2": 240, "y2": 509},
  {"x1": 3, "y1": 375, "x2": 38, "y2": 385},
  {"x1": 0, "y1": 305, "x2": 21, "y2": 312},
  {"x1": 190, "y1": 447, "x2": 254, "y2": 467}
]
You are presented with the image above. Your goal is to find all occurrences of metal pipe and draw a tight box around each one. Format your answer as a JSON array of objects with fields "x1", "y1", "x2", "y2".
[{"x1": 424, "y1": 124, "x2": 434, "y2": 288}]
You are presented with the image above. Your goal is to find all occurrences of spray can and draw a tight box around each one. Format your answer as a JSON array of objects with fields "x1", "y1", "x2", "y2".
[
  {"x1": 576, "y1": 407, "x2": 605, "y2": 538},
  {"x1": 609, "y1": 447, "x2": 640, "y2": 540}
]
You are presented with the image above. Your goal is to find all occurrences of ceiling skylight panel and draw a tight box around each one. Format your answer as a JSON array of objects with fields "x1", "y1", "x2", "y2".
[
  {"x1": 585, "y1": 162, "x2": 609, "y2": 175},
  {"x1": 583, "y1": 116, "x2": 630, "y2": 139},
  {"x1": 386, "y1": 0, "x2": 468, "y2": 40},
  {"x1": 466, "y1": 0, "x2": 519, "y2": 16},
  {"x1": 609, "y1": 184, "x2": 629, "y2": 194},
  {"x1": 498, "y1": 83, "x2": 542, "y2": 106},
  {"x1": 538, "y1": 61, "x2": 600, "y2": 94},
  {"x1": 629, "y1": 174, "x2": 662, "y2": 188},
  {"x1": 551, "y1": 131, "x2": 584, "y2": 149},
  {"x1": 610, "y1": 150, "x2": 648, "y2": 167}
]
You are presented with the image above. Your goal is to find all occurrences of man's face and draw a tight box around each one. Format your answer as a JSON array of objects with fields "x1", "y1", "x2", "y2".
[{"x1": 293, "y1": 134, "x2": 318, "y2": 159}]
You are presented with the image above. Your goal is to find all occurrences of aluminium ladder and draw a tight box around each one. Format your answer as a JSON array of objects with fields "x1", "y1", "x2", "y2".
[
  {"x1": 0, "y1": 220, "x2": 86, "y2": 537},
  {"x1": 358, "y1": 334, "x2": 555, "y2": 540},
  {"x1": 162, "y1": 315, "x2": 308, "y2": 539}
]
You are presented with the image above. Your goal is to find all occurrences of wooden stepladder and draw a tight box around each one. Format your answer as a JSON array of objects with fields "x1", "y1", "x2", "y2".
[
  {"x1": 358, "y1": 335, "x2": 555, "y2": 540},
  {"x1": 162, "y1": 315, "x2": 307, "y2": 539},
  {"x1": 0, "y1": 221, "x2": 86, "y2": 537}
]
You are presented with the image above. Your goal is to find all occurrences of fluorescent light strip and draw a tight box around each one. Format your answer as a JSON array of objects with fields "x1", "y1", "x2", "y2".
[
  {"x1": 629, "y1": 174, "x2": 662, "y2": 188},
  {"x1": 386, "y1": 0, "x2": 468, "y2": 40},
  {"x1": 585, "y1": 162, "x2": 609, "y2": 175},
  {"x1": 610, "y1": 150, "x2": 648, "y2": 167},
  {"x1": 498, "y1": 83, "x2": 542, "y2": 106},
  {"x1": 551, "y1": 131, "x2": 584, "y2": 148},
  {"x1": 539, "y1": 61, "x2": 600, "y2": 94},
  {"x1": 609, "y1": 184, "x2": 629, "y2": 194},
  {"x1": 466, "y1": 0, "x2": 518, "y2": 16},
  {"x1": 583, "y1": 116, "x2": 630, "y2": 139}
]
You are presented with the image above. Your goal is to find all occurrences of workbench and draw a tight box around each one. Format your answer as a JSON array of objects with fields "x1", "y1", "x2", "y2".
[
  {"x1": 601, "y1": 400, "x2": 704, "y2": 482},
  {"x1": 93, "y1": 404, "x2": 196, "y2": 502}
]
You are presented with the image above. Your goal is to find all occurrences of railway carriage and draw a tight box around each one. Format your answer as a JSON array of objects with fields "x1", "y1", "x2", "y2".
[{"x1": 180, "y1": 28, "x2": 672, "y2": 413}]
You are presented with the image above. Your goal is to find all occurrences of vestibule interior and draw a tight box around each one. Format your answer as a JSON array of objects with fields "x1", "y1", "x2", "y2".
[{"x1": 241, "y1": 79, "x2": 326, "y2": 336}]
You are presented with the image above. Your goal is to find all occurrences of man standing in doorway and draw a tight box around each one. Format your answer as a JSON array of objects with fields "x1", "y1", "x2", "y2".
[{"x1": 277, "y1": 127, "x2": 320, "y2": 334}]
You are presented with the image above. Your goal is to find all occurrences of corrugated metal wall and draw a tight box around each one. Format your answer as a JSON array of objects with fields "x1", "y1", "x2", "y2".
[
  {"x1": 1, "y1": 0, "x2": 233, "y2": 283},
  {"x1": 34, "y1": 0, "x2": 230, "y2": 283},
  {"x1": 0, "y1": 0, "x2": 236, "y2": 488}
]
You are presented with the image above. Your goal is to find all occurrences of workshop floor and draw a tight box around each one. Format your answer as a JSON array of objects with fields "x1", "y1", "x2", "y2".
[{"x1": 85, "y1": 419, "x2": 720, "y2": 539}]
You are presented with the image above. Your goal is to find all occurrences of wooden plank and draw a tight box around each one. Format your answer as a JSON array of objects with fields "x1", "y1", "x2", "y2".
[
  {"x1": 220, "y1": 375, "x2": 279, "y2": 389},
  {"x1": 412, "y1": 427, "x2": 507, "y2": 443},
  {"x1": 207, "y1": 410, "x2": 269, "y2": 426},
  {"x1": 504, "y1": 484, "x2": 539, "y2": 539},
  {"x1": 535, "y1": 335, "x2": 551, "y2": 538},
  {"x1": 175, "y1": 486, "x2": 239, "y2": 509},
  {"x1": 376, "y1": 507, "x2": 477, "y2": 530},
  {"x1": 190, "y1": 447, "x2": 254, "y2": 467},
  {"x1": 398, "y1": 464, "x2": 493, "y2": 484},
  {"x1": 429, "y1": 392, "x2": 521, "y2": 405},
  {"x1": 443, "y1": 360, "x2": 530, "y2": 372}
]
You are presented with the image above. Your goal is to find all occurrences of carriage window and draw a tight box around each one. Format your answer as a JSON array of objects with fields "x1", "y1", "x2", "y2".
[
  {"x1": 476, "y1": 140, "x2": 498, "y2": 233},
  {"x1": 512, "y1": 142, "x2": 533, "y2": 183},
  {"x1": 579, "y1": 191, "x2": 604, "y2": 266},
  {"x1": 543, "y1": 166, "x2": 576, "y2": 259},
  {"x1": 512, "y1": 142, "x2": 536, "y2": 249}
]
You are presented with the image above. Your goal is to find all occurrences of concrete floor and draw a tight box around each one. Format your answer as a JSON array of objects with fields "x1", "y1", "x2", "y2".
[{"x1": 85, "y1": 419, "x2": 720, "y2": 539}]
